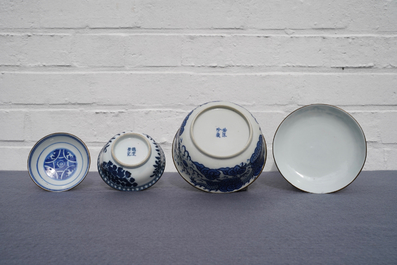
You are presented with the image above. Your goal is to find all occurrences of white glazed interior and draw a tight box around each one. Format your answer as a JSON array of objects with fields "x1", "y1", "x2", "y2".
[
  {"x1": 111, "y1": 133, "x2": 151, "y2": 168},
  {"x1": 190, "y1": 105, "x2": 252, "y2": 159},
  {"x1": 273, "y1": 104, "x2": 367, "y2": 193},
  {"x1": 27, "y1": 133, "x2": 90, "y2": 192}
]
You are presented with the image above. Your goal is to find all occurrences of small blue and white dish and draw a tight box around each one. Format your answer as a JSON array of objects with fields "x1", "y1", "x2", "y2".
[
  {"x1": 27, "y1": 132, "x2": 91, "y2": 192},
  {"x1": 172, "y1": 101, "x2": 267, "y2": 193},
  {"x1": 97, "y1": 131, "x2": 166, "y2": 191}
]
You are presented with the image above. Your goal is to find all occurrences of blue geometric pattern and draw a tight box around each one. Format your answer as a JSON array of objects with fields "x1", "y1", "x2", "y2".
[{"x1": 43, "y1": 148, "x2": 77, "y2": 180}]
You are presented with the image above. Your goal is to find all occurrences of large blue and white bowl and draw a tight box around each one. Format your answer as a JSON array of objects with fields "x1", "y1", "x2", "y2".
[
  {"x1": 27, "y1": 132, "x2": 91, "y2": 192},
  {"x1": 172, "y1": 101, "x2": 267, "y2": 193},
  {"x1": 98, "y1": 131, "x2": 166, "y2": 191}
]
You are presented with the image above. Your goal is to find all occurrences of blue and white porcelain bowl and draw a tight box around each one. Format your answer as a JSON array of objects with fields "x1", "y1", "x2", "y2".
[
  {"x1": 172, "y1": 101, "x2": 267, "y2": 193},
  {"x1": 98, "y1": 131, "x2": 166, "y2": 191},
  {"x1": 27, "y1": 132, "x2": 91, "y2": 192}
]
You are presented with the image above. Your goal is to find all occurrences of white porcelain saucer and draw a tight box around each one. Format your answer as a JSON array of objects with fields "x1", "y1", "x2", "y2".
[
  {"x1": 272, "y1": 104, "x2": 367, "y2": 193},
  {"x1": 27, "y1": 133, "x2": 91, "y2": 192}
]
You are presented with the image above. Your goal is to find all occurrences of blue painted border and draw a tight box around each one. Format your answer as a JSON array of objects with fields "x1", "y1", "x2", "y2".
[{"x1": 28, "y1": 133, "x2": 90, "y2": 192}]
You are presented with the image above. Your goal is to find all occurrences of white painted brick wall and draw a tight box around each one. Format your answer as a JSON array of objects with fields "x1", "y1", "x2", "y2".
[{"x1": 0, "y1": 0, "x2": 396, "y2": 173}]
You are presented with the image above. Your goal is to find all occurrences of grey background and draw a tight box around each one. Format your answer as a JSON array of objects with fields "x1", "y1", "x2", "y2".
[{"x1": 1, "y1": 171, "x2": 396, "y2": 264}]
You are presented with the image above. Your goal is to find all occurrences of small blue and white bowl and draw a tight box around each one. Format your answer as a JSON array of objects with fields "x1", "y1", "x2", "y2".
[
  {"x1": 172, "y1": 101, "x2": 267, "y2": 193},
  {"x1": 27, "y1": 132, "x2": 91, "y2": 192},
  {"x1": 98, "y1": 131, "x2": 165, "y2": 191}
]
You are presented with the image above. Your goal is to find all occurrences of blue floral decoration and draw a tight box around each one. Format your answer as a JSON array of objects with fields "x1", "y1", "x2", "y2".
[
  {"x1": 174, "y1": 134, "x2": 265, "y2": 192},
  {"x1": 101, "y1": 160, "x2": 138, "y2": 188},
  {"x1": 250, "y1": 136, "x2": 265, "y2": 177},
  {"x1": 193, "y1": 162, "x2": 221, "y2": 180},
  {"x1": 179, "y1": 110, "x2": 193, "y2": 136},
  {"x1": 145, "y1": 134, "x2": 166, "y2": 179},
  {"x1": 98, "y1": 132, "x2": 165, "y2": 191},
  {"x1": 103, "y1": 134, "x2": 119, "y2": 153}
]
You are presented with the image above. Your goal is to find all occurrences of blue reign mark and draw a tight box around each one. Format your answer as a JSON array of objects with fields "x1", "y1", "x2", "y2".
[
  {"x1": 44, "y1": 148, "x2": 77, "y2": 180},
  {"x1": 216, "y1": 127, "x2": 227, "y2": 138},
  {"x1": 127, "y1": 147, "x2": 136, "y2": 156}
]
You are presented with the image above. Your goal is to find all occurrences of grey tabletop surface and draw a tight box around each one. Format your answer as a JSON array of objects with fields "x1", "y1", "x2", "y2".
[{"x1": 1, "y1": 170, "x2": 396, "y2": 265}]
